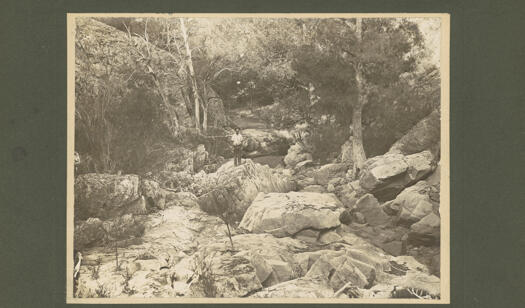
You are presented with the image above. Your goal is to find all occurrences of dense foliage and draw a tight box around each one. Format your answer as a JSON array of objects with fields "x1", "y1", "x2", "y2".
[{"x1": 75, "y1": 17, "x2": 440, "y2": 173}]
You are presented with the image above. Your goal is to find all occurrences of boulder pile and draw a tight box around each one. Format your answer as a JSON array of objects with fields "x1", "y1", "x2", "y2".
[{"x1": 197, "y1": 160, "x2": 295, "y2": 220}]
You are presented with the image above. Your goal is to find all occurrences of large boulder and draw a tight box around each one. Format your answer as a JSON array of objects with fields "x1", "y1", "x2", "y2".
[
  {"x1": 388, "y1": 110, "x2": 440, "y2": 156},
  {"x1": 359, "y1": 151, "x2": 435, "y2": 200},
  {"x1": 408, "y1": 213, "x2": 441, "y2": 246},
  {"x1": 338, "y1": 223, "x2": 409, "y2": 257},
  {"x1": 74, "y1": 173, "x2": 140, "y2": 220},
  {"x1": 295, "y1": 246, "x2": 392, "y2": 288},
  {"x1": 284, "y1": 143, "x2": 313, "y2": 168},
  {"x1": 239, "y1": 192, "x2": 344, "y2": 237},
  {"x1": 197, "y1": 160, "x2": 294, "y2": 220},
  {"x1": 383, "y1": 181, "x2": 439, "y2": 226},
  {"x1": 242, "y1": 129, "x2": 292, "y2": 157}
]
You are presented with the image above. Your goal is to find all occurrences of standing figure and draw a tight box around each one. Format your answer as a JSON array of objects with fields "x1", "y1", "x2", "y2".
[
  {"x1": 231, "y1": 127, "x2": 244, "y2": 166},
  {"x1": 74, "y1": 151, "x2": 80, "y2": 176}
]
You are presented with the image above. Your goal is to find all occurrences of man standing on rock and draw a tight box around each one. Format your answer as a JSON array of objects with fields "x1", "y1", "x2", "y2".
[{"x1": 231, "y1": 127, "x2": 244, "y2": 166}]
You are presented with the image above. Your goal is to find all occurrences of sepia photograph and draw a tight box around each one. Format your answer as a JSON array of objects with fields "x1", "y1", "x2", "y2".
[{"x1": 67, "y1": 13, "x2": 450, "y2": 303}]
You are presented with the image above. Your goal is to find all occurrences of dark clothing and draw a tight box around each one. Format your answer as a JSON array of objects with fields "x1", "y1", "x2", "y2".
[{"x1": 234, "y1": 145, "x2": 242, "y2": 166}]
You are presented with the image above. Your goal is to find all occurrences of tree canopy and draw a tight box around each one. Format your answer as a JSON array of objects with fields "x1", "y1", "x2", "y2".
[{"x1": 76, "y1": 17, "x2": 440, "y2": 173}]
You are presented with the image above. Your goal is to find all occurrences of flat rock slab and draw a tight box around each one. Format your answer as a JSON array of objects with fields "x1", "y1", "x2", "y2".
[{"x1": 239, "y1": 192, "x2": 344, "y2": 237}]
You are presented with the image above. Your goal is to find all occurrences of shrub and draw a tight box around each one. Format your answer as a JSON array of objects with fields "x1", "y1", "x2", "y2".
[
  {"x1": 90, "y1": 257, "x2": 103, "y2": 280},
  {"x1": 190, "y1": 251, "x2": 217, "y2": 298},
  {"x1": 307, "y1": 123, "x2": 349, "y2": 164},
  {"x1": 121, "y1": 268, "x2": 137, "y2": 295},
  {"x1": 95, "y1": 282, "x2": 111, "y2": 298}
]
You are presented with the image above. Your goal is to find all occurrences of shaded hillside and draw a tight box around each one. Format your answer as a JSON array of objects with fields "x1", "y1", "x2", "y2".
[{"x1": 75, "y1": 18, "x2": 194, "y2": 174}]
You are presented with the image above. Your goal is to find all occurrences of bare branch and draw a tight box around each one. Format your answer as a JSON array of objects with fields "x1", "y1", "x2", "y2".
[{"x1": 212, "y1": 67, "x2": 242, "y2": 80}]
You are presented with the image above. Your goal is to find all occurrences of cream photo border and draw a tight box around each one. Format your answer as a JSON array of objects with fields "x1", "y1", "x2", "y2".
[{"x1": 66, "y1": 12, "x2": 450, "y2": 304}]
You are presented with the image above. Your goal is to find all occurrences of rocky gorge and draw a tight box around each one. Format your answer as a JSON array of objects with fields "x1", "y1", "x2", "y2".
[
  {"x1": 72, "y1": 16, "x2": 443, "y2": 301},
  {"x1": 74, "y1": 115, "x2": 442, "y2": 299}
]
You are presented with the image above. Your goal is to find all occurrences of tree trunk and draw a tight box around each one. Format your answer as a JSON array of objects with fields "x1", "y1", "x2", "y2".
[
  {"x1": 202, "y1": 85, "x2": 208, "y2": 133},
  {"x1": 202, "y1": 106, "x2": 208, "y2": 133},
  {"x1": 351, "y1": 18, "x2": 367, "y2": 170},
  {"x1": 180, "y1": 18, "x2": 200, "y2": 131},
  {"x1": 351, "y1": 103, "x2": 367, "y2": 169},
  {"x1": 115, "y1": 242, "x2": 119, "y2": 270}
]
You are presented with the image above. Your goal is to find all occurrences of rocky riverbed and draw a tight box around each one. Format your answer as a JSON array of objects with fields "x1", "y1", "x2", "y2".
[{"x1": 74, "y1": 149, "x2": 441, "y2": 299}]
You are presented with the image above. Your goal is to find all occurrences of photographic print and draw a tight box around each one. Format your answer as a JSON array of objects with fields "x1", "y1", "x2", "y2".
[{"x1": 67, "y1": 13, "x2": 449, "y2": 303}]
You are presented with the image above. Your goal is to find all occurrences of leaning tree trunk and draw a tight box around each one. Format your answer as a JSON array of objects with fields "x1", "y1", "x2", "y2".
[
  {"x1": 180, "y1": 18, "x2": 201, "y2": 131},
  {"x1": 351, "y1": 18, "x2": 368, "y2": 170}
]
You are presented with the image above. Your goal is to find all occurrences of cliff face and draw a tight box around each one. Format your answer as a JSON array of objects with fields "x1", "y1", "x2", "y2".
[
  {"x1": 75, "y1": 17, "x2": 193, "y2": 125},
  {"x1": 75, "y1": 18, "x2": 194, "y2": 173}
]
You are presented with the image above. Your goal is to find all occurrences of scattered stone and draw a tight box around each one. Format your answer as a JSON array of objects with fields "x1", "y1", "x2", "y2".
[
  {"x1": 339, "y1": 209, "x2": 353, "y2": 225},
  {"x1": 314, "y1": 163, "x2": 348, "y2": 185},
  {"x1": 355, "y1": 194, "x2": 391, "y2": 227}
]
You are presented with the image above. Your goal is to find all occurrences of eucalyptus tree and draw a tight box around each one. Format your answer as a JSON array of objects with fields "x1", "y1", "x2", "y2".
[{"x1": 291, "y1": 18, "x2": 429, "y2": 168}]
